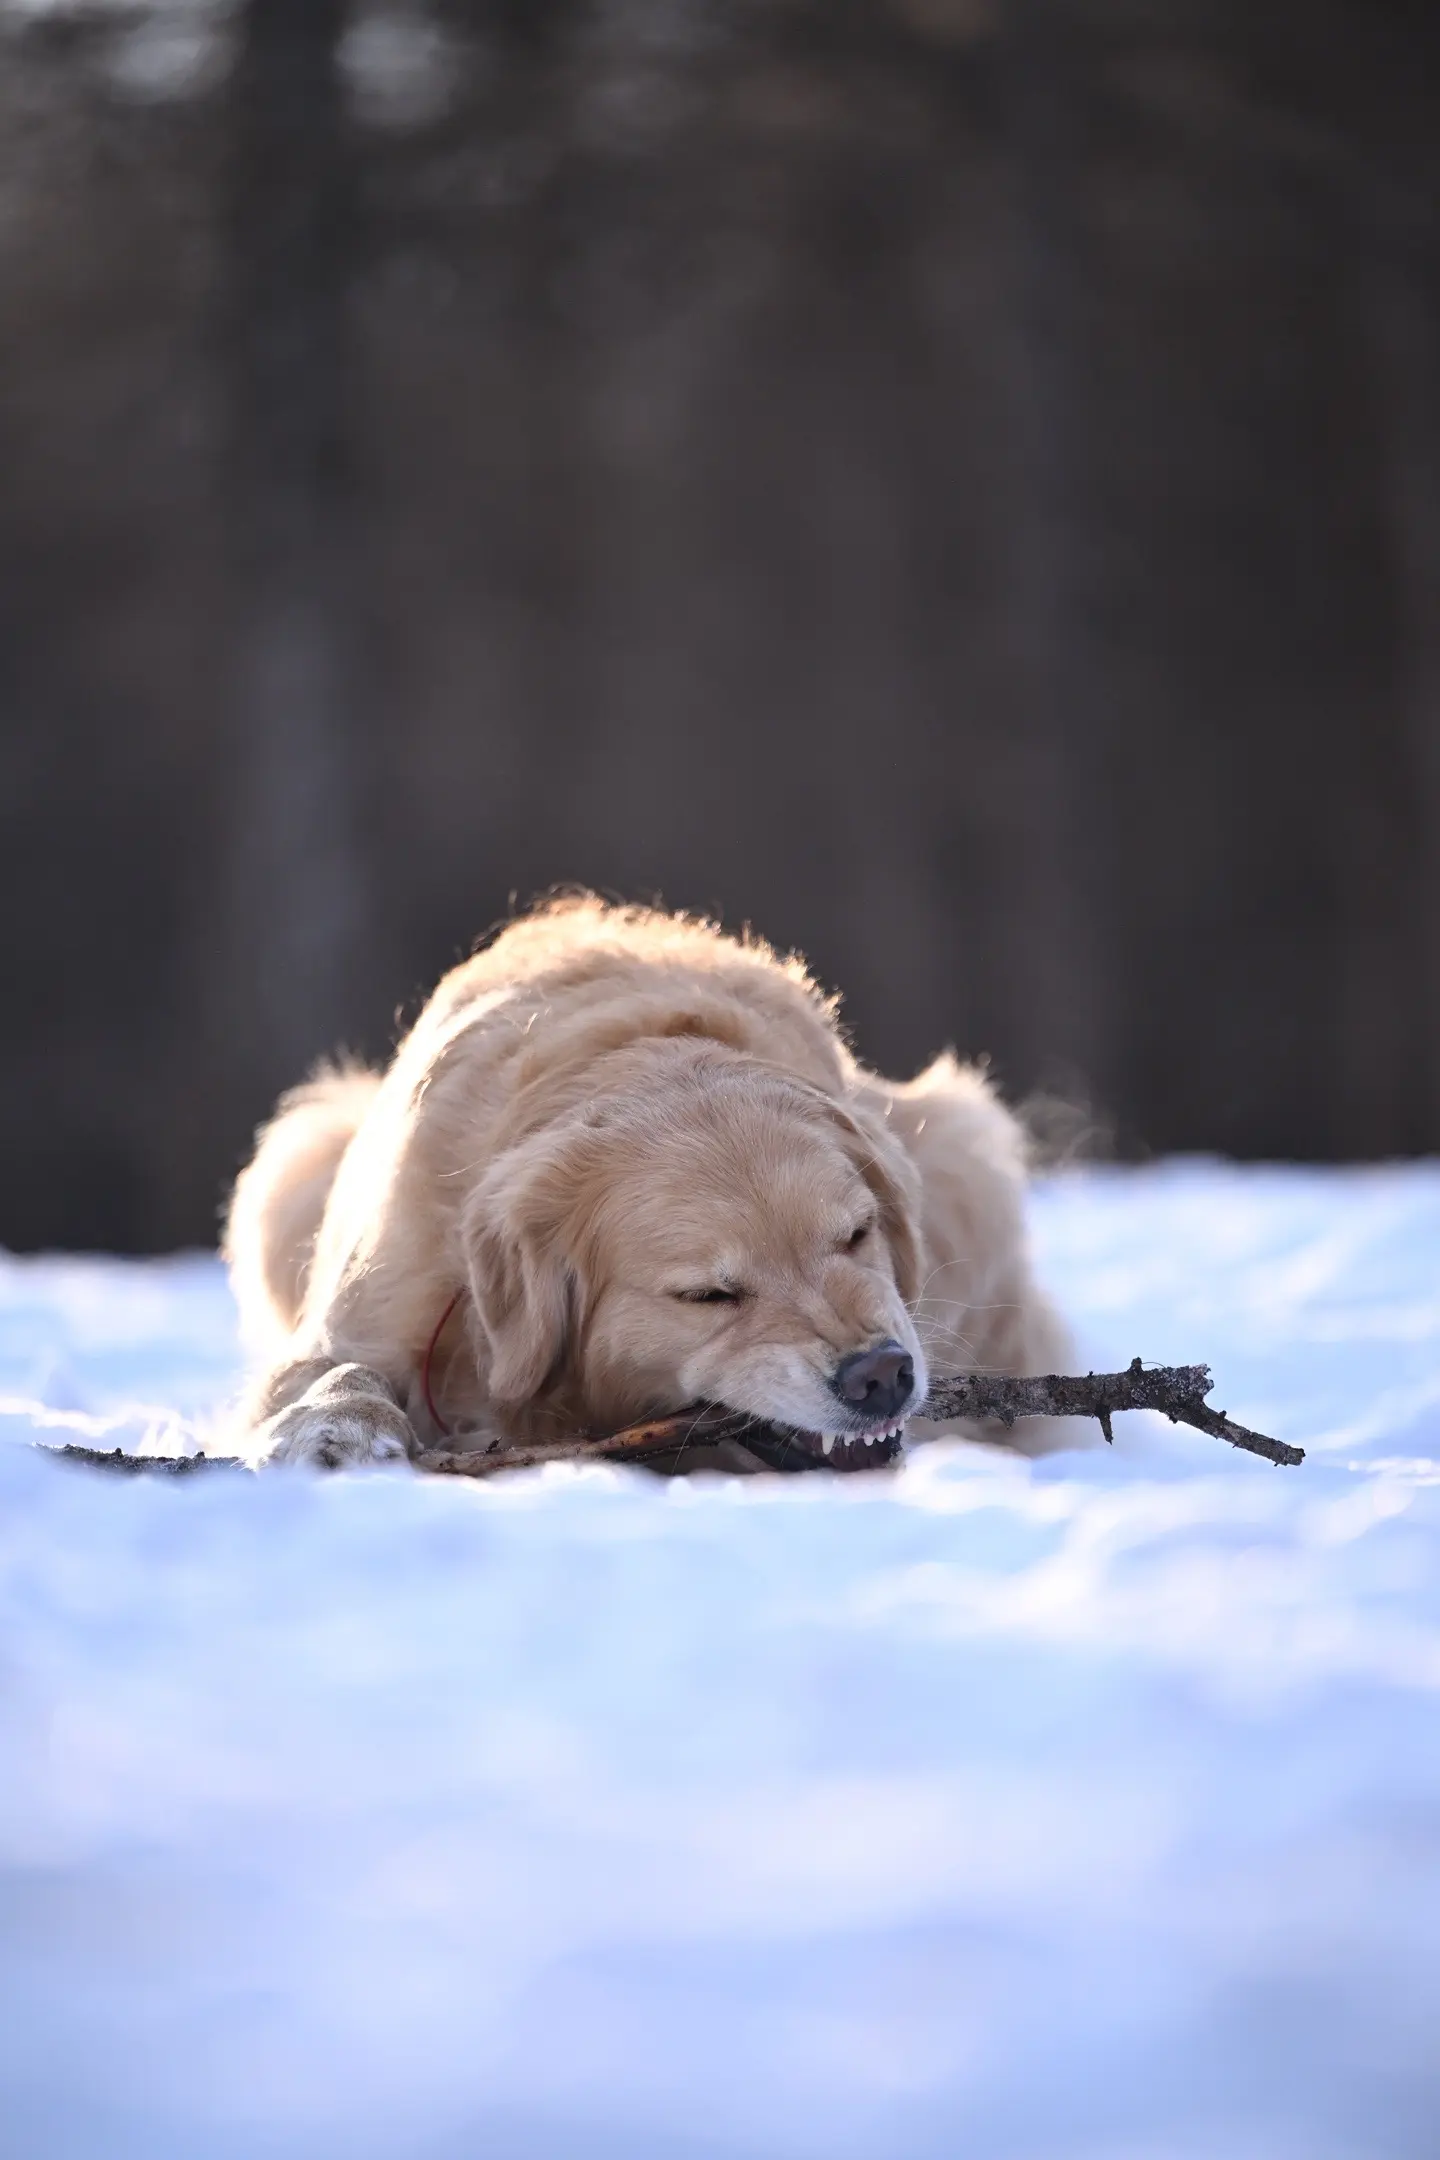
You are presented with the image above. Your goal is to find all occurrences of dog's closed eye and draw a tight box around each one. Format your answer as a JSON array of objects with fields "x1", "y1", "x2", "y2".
[
  {"x1": 674, "y1": 1285, "x2": 745, "y2": 1305},
  {"x1": 843, "y1": 1221, "x2": 873, "y2": 1250}
]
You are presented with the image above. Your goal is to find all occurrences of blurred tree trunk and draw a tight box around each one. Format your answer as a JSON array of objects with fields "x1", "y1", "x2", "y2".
[
  {"x1": 218, "y1": 0, "x2": 371, "y2": 1123},
  {"x1": 1367, "y1": 211, "x2": 1440, "y2": 1148},
  {"x1": 992, "y1": 0, "x2": 1111, "y2": 1106}
]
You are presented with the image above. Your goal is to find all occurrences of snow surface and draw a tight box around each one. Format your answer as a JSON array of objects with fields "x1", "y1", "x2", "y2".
[{"x1": 3, "y1": 1162, "x2": 1439, "y2": 2159}]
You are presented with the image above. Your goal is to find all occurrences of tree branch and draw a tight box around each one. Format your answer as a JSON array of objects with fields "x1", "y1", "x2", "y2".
[
  {"x1": 922, "y1": 1358, "x2": 1303, "y2": 1466},
  {"x1": 38, "y1": 1359, "x2": 1302, "y2": 1478}
]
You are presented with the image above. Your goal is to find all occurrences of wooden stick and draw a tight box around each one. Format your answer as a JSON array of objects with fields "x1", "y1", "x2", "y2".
[
  {"x1": 41, "y1": 1443, "x2": 248, "y2": 1477},
  {"x1": 922, "y1": 1358, "x2": 1304, "y2": 1467},
  {"x1": 38, "y1": 1359, "x2": 1302, "y2": 1476}
]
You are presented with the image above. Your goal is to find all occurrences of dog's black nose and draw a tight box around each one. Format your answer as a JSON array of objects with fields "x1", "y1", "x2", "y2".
[{"x1": 832, "y1": 1339, "x2": 915, "y2": 1423}]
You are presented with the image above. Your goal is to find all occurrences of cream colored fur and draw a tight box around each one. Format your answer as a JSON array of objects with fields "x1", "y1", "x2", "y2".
[{"x1": 224, "y1": 899, "x2": 1071, "y2": 1468}]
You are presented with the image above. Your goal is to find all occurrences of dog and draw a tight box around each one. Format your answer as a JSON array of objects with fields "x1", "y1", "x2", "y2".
[{"x1": 224, "y1": 898, "x2": 1071, "y2": 1470}]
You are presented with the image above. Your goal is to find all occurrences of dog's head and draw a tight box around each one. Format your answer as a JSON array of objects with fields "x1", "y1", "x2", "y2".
[{"x1": 461, "y1": 1046, "x2": 928, "y2": 1452}]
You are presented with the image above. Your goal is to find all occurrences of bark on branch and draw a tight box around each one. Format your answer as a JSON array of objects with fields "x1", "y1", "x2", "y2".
[{"x1": 39, "y1": 1358, "x2": 1303, "y2": 1477}]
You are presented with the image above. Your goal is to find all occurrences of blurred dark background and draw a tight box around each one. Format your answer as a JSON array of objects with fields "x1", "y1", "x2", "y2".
[{"x1": 2, "y1": 0, "x2": 1438, "y2": 1252}]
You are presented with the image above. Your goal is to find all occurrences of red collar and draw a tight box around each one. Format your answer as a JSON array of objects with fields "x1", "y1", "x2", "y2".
[{"x1": 421, "y1": 1289, "x2": 464, "y2": 1436}]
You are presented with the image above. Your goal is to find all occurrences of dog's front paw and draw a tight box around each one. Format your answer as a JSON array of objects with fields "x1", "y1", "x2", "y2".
[{"x1": 261, "y1": 1363, "x2": 416, "y2": 1470}]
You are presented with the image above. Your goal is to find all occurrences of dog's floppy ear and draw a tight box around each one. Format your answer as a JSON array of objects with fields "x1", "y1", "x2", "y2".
[
  {"x1": 461, "y1": 1122, "x2": 601, "y2": 1408},
  {"x1": 830, "y1": 1098, "x2": 923, "y2": 1304}
]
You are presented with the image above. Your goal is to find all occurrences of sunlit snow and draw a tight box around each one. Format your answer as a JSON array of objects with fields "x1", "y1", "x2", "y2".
[{"x1": 2, "y1": 1160, "x2": 1438, "y2": 2157}]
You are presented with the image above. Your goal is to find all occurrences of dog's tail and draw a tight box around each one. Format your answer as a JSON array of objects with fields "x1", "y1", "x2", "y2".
[{"x1": 223, "y1": 1064, "x2": 380, "y2": 1352}]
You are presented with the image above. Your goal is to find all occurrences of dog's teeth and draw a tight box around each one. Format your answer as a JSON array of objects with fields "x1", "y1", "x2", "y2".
[{"x1": 820, "y1": 1433, "x2": 835, "y2": 1455}]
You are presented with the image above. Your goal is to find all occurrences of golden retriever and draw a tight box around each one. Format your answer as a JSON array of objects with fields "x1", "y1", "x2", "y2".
[{"x1": 225, "y1": 899, "x2": 1070, "y2": 1469}]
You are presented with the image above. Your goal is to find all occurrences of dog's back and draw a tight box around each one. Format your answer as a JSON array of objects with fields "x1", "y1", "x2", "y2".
[{"x1": 421, "y1": 897, "x2": 844, "y2": 1080}]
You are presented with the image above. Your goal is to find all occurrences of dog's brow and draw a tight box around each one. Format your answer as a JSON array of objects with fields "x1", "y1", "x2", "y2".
[
  {"x1": 820, "y1": 1207, "x2": 873, "y2": 1240},
  {"x1": 664, "y1": 1257, "x2": 745, "y2": 1289}
]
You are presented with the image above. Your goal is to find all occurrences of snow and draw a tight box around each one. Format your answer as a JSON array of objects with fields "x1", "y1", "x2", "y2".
[{"x1": 2, "y1": 1161, "x2": 1439, "y2": 2159}]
